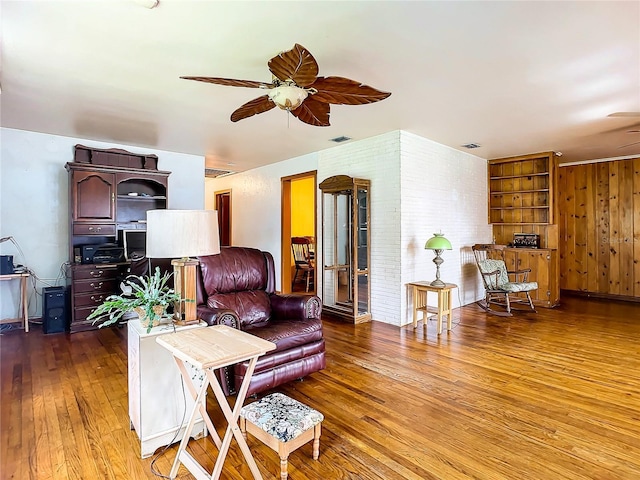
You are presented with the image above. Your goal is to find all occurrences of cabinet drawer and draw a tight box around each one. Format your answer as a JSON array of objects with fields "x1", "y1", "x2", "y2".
[
  {"x1": 73, "y1": 223, "x2": 116, "y2": 236},
  {"x1": 73, "y1": 265, "x2": 120, "y2": 281},
  {"x1": 74, "y1": 279, "x2": 117, "y2": 294},
  {"x1": 74, "y1": 305, "x2": 100, "y2": 324},
  {"x1": 74, "y1": 292, "x2": 111, "y2": 307}
]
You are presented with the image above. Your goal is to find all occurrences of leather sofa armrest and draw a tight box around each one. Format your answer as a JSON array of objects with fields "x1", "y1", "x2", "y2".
[
  {"x1": 270, "y1": 293, "x2": 322, "y2": 320},
  {"x1": 197, "y1": 305, "x2": 240, "y2": 329}
]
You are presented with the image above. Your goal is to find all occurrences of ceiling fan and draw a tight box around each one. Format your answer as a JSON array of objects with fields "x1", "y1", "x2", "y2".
[
  {"x1": 607, "y1": 112, "x2": 640, "y2": 149},
  {"x1": 608, "y1": 112, "x2": 640, "y2": 117},
  {"x1": 618, "y1": 129, "x2": 640, "y2": 149},
  {"x1": 180, "y1": 43, "x2": 391, "y2": 126}
]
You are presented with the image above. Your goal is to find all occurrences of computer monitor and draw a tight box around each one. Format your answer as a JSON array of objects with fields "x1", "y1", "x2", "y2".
[{"x1": 120, "y1": 230, "x2": 146, "y2": 261}]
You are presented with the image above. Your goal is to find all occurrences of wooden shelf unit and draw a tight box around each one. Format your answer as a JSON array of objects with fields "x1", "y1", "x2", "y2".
[
  {"x1": 66, "y1": 146, "x2": 170, "y2": 332},
  {"x1": 487, "y1": 152, "x2": 560, "y2": 307},
  {"x1": 488, "y1": 151, "x2": 559, "y2": 249}
]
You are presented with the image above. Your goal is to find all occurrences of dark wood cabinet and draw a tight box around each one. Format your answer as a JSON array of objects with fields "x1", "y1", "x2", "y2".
[
  {"x1": 71, "y1": 170, "x2": 116, "y2": 222},
  {"x1": 70, "y1": 264, "x2": 124, "y2": 331},
  {"x1": 66, "y1": 146, "x2": 170, "y2": 333}
]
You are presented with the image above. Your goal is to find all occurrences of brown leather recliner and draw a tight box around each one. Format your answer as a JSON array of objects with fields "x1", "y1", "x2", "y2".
[{"x1": 196, "y1": 246, "x2": 326, "y2": 396}]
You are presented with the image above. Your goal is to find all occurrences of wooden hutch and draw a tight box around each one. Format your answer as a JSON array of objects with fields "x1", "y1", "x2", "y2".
[
  {"x1": 66, "y1": 145, "x2": 170, "y2": 332},
  {"x1": 488, "y1": 151, "x2": 560, "y2": 308}
]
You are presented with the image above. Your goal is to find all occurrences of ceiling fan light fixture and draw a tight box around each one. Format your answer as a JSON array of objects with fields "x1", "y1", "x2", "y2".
[{"x1": 268, "y1": 85, "x2": 308, "y2": 111}]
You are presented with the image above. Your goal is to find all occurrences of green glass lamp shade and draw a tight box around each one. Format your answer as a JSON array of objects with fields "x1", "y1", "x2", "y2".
[
  {"x1": 425, "y1": 233, "x2": 452, "y2": 251},
  {"x1": 425, "y1": 233, "x2": 452, "y2": 287}
]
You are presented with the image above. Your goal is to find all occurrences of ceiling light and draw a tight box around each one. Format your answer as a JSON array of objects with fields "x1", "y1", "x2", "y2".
[
  {"x1": 268, "y1": 85, "x2": 308, "y2": 111},
  {"x1": 461, "y1": 143, "x2": 481, "y2": 149}
]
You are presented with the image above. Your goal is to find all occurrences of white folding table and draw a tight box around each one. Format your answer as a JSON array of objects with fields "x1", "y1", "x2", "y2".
[{"x1": 156, "y1": 324, "x2": 276, "y2": 480}]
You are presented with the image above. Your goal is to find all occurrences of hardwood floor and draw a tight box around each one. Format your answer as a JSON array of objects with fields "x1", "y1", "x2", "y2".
[{"x1": 1, "y1": 295, "x2": 639, "y2": 479}]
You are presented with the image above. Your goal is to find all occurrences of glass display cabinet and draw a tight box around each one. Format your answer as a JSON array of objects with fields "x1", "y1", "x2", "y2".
[{"x1": 319, "y1": 175, "x2": 371, "y2": 323}]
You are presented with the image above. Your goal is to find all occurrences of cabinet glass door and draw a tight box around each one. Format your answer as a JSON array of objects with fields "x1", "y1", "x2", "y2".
[
  {"x1": 356, "y1": 186, "x2": 369, "y2": 316},
  {"x1": 319, "y1": 175, "x2": 371, "y2": 323}
]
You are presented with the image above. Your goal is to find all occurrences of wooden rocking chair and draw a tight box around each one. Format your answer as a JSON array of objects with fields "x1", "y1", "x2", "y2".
[{"x1": 472, "y1": 244, "x2": 538, "y2": 316}]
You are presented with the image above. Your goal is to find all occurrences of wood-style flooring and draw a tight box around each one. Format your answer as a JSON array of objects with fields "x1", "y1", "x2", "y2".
[{"x1": 1, "y1": 295, "x2": 639, "y2": 480}]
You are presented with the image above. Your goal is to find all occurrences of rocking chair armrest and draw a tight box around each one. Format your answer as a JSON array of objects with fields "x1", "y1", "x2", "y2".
[
  {"x1": 480, "y1": 269, "x2": 501, "y2": 277},
  {"x1": 507, "y1": 268, "x2": 531, "y2": 281}
]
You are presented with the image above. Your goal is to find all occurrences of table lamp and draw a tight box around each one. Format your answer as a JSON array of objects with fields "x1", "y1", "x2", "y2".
[
  {"x1": 424, "y1": 232, "x2": 452, "y2": 287},
  {"x1": 146, "y1": 210, "x2": 220, "y2": 325}
]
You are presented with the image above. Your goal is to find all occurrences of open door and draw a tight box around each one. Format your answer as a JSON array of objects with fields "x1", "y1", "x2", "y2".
[
  {"x1": 281, "y1": 172, "x2": 316, "y2": 294},
  {"x1": 215, "y1": 190, "x2": 231, "y2": 247}
]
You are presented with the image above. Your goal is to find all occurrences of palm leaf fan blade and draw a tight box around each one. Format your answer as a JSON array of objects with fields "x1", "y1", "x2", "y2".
[
  {"x1": 230, "y1": 95, "x2": 277, "y2": 122},
  {"x1": 311, "y1": 76, "x2": 391, "y2": 105},
  {"x1": 290, "y1": 98, "x2": 330, "y2": 126},
  {"x1": 180, "y1": 77, "x2": 271, "y2": 89},
  {"x1": 618, "y1": 140, "x2": 640, "y2": 149},
  {"x1": 268, "y1": 43, "x2": 318, "y2": 87}
]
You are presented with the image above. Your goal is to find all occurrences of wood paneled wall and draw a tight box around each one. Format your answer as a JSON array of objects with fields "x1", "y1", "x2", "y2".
[{"x1": 558, "y1": 157, "x2": 640, "y2": 298}]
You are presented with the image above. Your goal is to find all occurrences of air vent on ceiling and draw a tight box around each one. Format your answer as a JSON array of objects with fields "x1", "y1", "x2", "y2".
[
  {"x1": 329, "y1": 136, "x2": 352, "y2": 143},
  {"x1": 205, "y1": 168, "x2": 235, "y2": 178},
  {"x1": 461, "y1": 143, "x2": 481, "y2": 149}
]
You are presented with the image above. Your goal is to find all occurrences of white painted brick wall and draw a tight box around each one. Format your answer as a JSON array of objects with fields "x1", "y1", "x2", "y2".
[
  {"x1": 318, "y1": 131, "x2": 402, "y2": 324},
  {"x1": 207, "y1": 130, "x2": 491, "y2": 326},
  {"x1": 400, "y1": 131, "x2": 492, "y2": 326}
]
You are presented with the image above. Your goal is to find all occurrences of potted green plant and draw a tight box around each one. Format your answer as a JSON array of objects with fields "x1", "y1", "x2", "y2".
[{"x1": 87, "y1": 266, "x2": 181, "y2": 333}]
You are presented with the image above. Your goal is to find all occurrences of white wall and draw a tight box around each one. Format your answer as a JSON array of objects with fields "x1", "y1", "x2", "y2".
[
  {"x1": 318, "y1": 131, "x2": 402, "y2": 324},
  {"x1": 399, "y1": 131, "x2": 492, "y2": 326},
  {"x1": 0, "y1": 128, "x2": 205, "y2": 320},
  {"x1": 204, "y1": 152, "x2": 319, "y2": 290},
  {"x1": 205, "y1": 130, "x2": 491, "y2": 327}
]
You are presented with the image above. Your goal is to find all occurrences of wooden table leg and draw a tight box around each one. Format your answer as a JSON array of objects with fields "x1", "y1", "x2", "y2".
[
  {"x1": 21, "y1": 276, "x2": 28, "y2": 332},
  {"x1": 169, "y1": 371, "x2": 210, "y2": 480},
  {"x1": 437, "y1": 290, "x2": 444, "y2": 334},
  {"x1": 174, "y1": 359, "x2": 221, "y2": 448},
  {"x1": 446, "y1": 289, "x2": 453, "y2": 331},
  {"x1": 209, "y1": 357, "x2": 263, "y2": 480},
  {"x1": 412, "y1": 286, "x2": 418, "y2": 328}
]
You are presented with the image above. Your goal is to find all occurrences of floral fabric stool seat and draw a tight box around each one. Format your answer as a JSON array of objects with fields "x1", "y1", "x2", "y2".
[{"x1": 239, "y1": 392, "x2": 324, "y2": 480}]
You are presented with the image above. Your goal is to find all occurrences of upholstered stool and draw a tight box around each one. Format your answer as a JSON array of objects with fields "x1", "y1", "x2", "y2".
[{"x1": 239, "y1": 393, "x2": 324, "y2": 480}]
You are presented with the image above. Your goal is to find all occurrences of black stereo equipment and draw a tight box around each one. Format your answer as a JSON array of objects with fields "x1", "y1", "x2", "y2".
[
  {"x1": 81, "y1": 245, "x2": 98, "y2": 264},
  {"x1": 81, "y1": 244, "x2": 124, "y2": 264},
  {"x1": 0, "y1": 255, "x2": 14, "y2": 274},
  {"x1": 513, "y1": 233, "x2": 540, "y2": 249},
  {"x1": 93, "y1": 244, "x2": 124, "y2": 264},
  {"x1": 43, "y1": 286, "x2": 70, "y2": 334}
]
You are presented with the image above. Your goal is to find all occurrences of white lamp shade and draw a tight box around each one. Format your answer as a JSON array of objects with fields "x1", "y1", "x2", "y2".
[{"x1": 146, "y1": 210, "x2": 221, "y2": 259}]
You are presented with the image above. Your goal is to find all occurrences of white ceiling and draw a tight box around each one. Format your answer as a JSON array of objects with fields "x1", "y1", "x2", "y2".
[{"x1": 2, "y1": 1, "x2": 639, "y2": 173}]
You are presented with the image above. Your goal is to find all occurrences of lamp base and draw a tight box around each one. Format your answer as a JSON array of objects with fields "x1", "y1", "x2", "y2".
[
  {"x1": 429, "y1": 279, "x2": 446, "y2": 288},
  {"x1": 171, "y1": 258, "x2": 199, "y2": 324},
  {"x1": 172, "y1": 318, "x2": 201, "y2": 327}
]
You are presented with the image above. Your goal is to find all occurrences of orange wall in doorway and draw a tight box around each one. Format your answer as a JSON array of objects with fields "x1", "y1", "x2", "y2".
[{"x1": 291, "y1": 177, "x2": 315, "y2": 237}]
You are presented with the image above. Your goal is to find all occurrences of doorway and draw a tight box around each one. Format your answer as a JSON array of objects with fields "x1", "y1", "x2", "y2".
[
  {"x1": 215, "y1": 190, "x2": 232, "y2": 247},
  {"x1": 281, "y1": 172, "x2": 317, "y2": 294}
]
